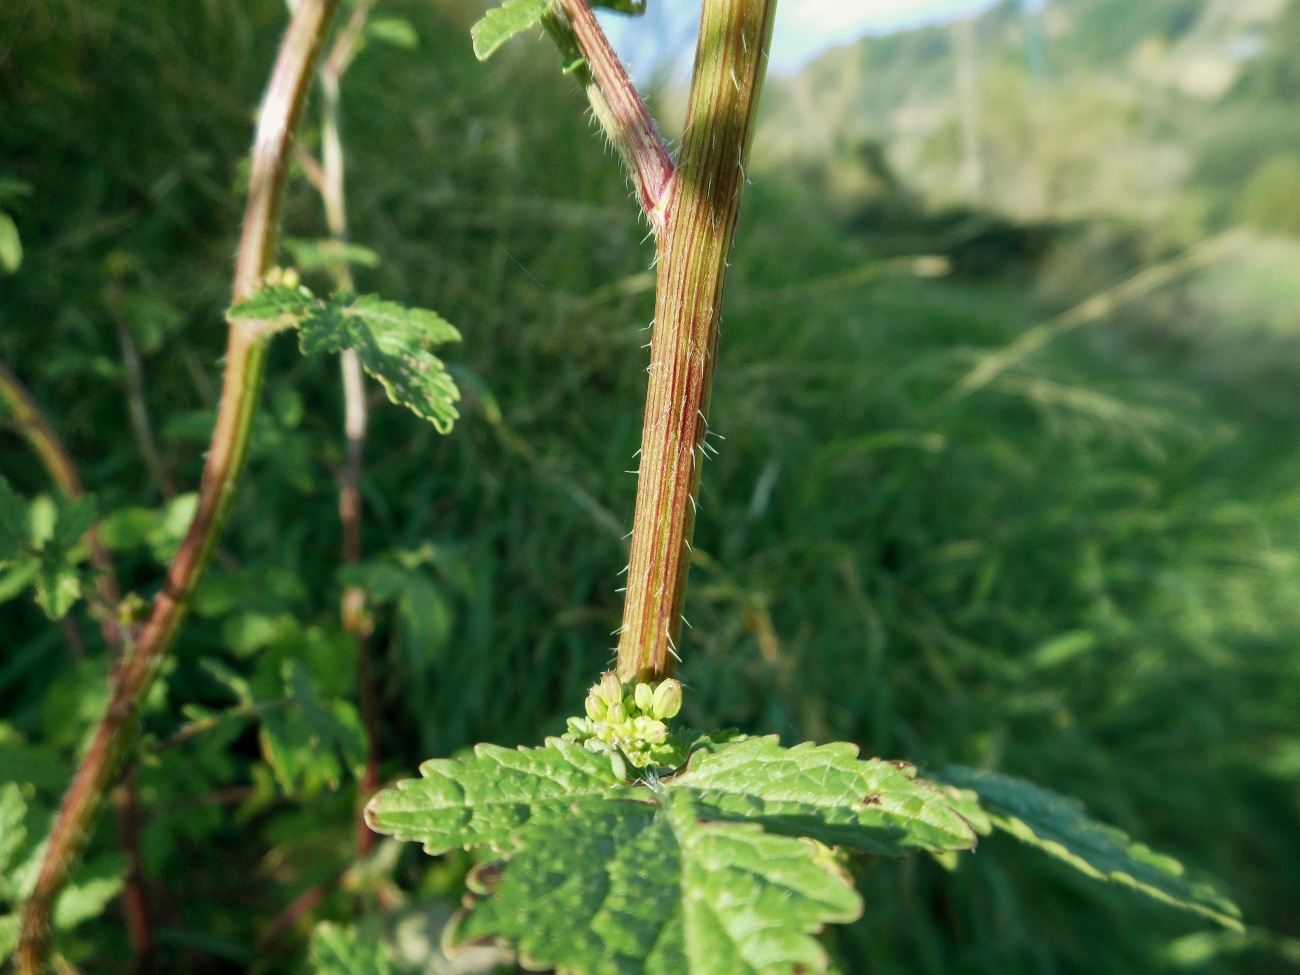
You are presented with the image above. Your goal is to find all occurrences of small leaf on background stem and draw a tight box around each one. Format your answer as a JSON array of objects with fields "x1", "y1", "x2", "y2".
[
  {"x1": 230, "y1": 286, "x2": 462, "y2": 432},
  {"x1": 470, "y1": 0, "x2": 551, "y2": 61}
]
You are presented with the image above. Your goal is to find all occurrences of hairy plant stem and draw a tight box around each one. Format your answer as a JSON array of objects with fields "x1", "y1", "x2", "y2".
[
  {"x1": 16, "y1": 3, "x2": 341, "y2": 970},
  {"x1": 616, "y1": 0, "x2": 776, "y2": 681},
  {"x1": 552, "y1": 0, "x2": 673, "y2": 232}
]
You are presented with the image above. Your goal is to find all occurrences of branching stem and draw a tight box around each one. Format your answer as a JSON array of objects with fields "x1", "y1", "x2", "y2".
[
  {"x1": 552, "y1": 0, "x2": 674, "y2": 233},
  {"x1": 15, "y1": 3, "x2": 341, "y2": 970}
]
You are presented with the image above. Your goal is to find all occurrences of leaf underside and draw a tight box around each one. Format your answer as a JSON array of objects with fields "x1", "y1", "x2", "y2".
[
  {"x1": 940, "y1": 765, "x2": 1243, "y2": 931},
  {"x1": 368, "y1": 735, "x2": 975, "y2": 975}
]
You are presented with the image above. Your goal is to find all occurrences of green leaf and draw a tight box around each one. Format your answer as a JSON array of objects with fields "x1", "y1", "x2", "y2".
[
  {"x1": 0, "y1": 212, "x2": 21, "y2": 274},
  {"x1": 674, "y1": 737, "x2": 977, "y2": 855},
  {"x1": 369, "y1": 735, "x2": 976, "y2": 974},
  {"x1": 231, "y1": 286, "x2": 461, "y2": 430},
  {"x1": 367, "y1": 739, "x2": 631, "y2": 854},
  {"x1": 282, "y1": 237, "x2": 380, "y2": 272},
  {"x1": 227, "y1": 284, "x2": 316, "y2": 322},
  {"x1": 365, "y1": 17, "x2": 418, "y2": 50},
  {"x1": 296, "y1": 295, "x2": 461, "y2": 432},
  {"x1": 454, "y1": 791, "x2": 861, "y2": 975},
  {"x1": 471, "y1": 0, "x2": 551, "y2": 61},
  {"x1": 260, "y1": 661, "x2": 366, "y2": 795},
  {"x1": 310, "y1": 921, "x2": 392, "y2": 975},
  {"x1": 53, "y1": 853, "x2": 128, "y2": 930},
  {"x1": 34, "y1": 562, "x2": 82, "y2": 619},
  {"x1": 940, "y1": 766, "x2": 1243, "y2": 931}
]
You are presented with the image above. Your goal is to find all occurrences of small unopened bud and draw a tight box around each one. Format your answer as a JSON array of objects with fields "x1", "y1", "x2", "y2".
[
  {"x1": 606, "y1": 702, "x2": 627, "y2": 725},
  {"x1": 598, "y1": 672, "x2": 622, "y2": 705},
  {"x1": 634, "y1": 682, "x2": 655, "y2": 713},
  {"x1": 585, "y1": 693, "x2": 607, "y2": 721},
  {"x1": 651, "y1": 679, "x2": 682, "y2": 720},
  {"x1": 633, "y1": 716, "x2": 668, "y2": 743}
]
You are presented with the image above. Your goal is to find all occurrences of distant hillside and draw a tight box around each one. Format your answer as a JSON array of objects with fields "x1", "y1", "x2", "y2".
[{"x1": 753, "y1": 0, "x2": 1298, "y2": 230}]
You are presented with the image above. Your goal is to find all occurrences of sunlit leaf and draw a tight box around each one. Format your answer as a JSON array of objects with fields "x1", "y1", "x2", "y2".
[
  {"x1": 454, "y1": 792, "x2": 861, "y2": 975},
  {"x1": 941, "y1": 766, "x2": 1243, "y2": 930},
  {"x1": 295, "y1": 295, "x2": 461, "y2": 432},
  {"x1": 471, "y1": 0, "x2": 551, "y2": 61},
  {"x1": 370, "y1": 735, "x2": 974, "y2": 974}
]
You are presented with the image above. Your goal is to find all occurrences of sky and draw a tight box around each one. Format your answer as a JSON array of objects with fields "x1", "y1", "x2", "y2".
[
  {"x1": 598, "y1": 0, "x2": 1016, "y2": 78},
  {"x1": 770, "y1": 0, "x2": 998, "y2": 72}
]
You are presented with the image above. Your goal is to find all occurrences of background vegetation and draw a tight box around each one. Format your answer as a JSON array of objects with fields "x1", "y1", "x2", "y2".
[{"x1": 2, "y1": 0, "x2": 1299, "y2": 971}]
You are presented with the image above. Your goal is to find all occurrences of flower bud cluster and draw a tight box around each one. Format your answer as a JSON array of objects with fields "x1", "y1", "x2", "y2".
[{"x1": 562, "y1": 673, "x2": 684, "y2": 768}]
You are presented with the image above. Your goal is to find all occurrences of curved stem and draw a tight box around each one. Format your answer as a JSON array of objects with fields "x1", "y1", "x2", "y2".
[
  {"x1": 616, "y1": 0, "x2": 776, "y2": 682},
  {"x1": 15, "y1": 3, "x2": 341, "y2": 970}
]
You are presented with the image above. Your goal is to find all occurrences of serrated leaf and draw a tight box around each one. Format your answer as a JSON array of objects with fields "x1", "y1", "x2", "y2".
[
  {"x1": 370, "y1": 735, "x2": 977, "y2": 974},
  {"x1": 674, "y1": 737, "x2": 976, "y2": 855},
  {"x1": 310, "y1": 921, "x2": 392, "y2": 975},
  {"x1": 35, "y1": 562, "x2": 82, "y2": 619},
  {"x1": 941, "y1": 766, "x2": 1243, "y2": 930},
  {"x1": 228, "y1": 284, "x2": 316, "y2": 322},
  {"x1": 367, "y1": 739, "x2": 631, "y2": 853},
  {"x1": 260, "y1": 662, "x2": 366, "y2": 795},
  {"x1": 454, "y1": 791, "x2": 861, "y2": 975},
  {"x1": 296, "y1": 295, "x2": 461, "y2": 432},
  {"x1": 471, "y1": 0, "x2": 551, "y2": 61}
]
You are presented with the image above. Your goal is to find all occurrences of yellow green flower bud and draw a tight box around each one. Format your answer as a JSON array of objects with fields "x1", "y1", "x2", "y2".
[
  {"x1": 651, "y1": 679, "x2": 682, "y2": 720},
  {"x1": 634, "y1": 682, "x2": 655, "y2": 713},
  {"x1": 632, "y1": 716, "x2": 668, "y2": 743},
  {"x1": 598, "y1": 672, "x2": 622, "y2": 705},
  {"x1": 585, "y1": 693, "x2": 607, "y2": 721}
]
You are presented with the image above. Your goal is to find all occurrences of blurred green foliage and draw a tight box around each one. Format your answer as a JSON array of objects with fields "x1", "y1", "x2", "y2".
[{"x1": 1, "y1": 0, "x2": 1298, "y2": 972}]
